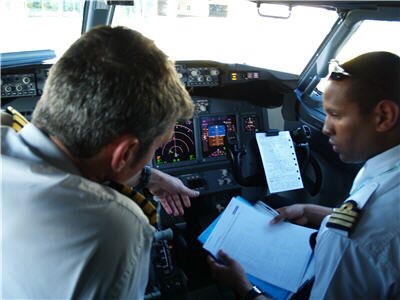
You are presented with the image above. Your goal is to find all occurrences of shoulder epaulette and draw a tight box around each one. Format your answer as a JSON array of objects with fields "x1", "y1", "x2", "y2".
[
  {"x1": 108, "y1": 181, "x2": 158, "y2": 226},
  {"x1": 5, "y1": 106, "x2": 29, "y2": 132},
  {"x1": 2, "y1": 107, "x2": 159, "y2": 226},
  {"x1": 326, "y1": 200, "x2": 361, "y2": 233}
]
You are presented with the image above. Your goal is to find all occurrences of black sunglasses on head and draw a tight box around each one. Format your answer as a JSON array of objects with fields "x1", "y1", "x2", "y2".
[
  {"x1": 328, "y1": 58, "x2": 385, "y2": 95},
  {"x1": 328, "y1": 59, "x2": 351, "y2": 80}
]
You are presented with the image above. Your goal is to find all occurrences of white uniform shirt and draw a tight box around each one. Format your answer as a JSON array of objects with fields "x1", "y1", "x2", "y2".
[
  {"x1": 310, "y1": 145, "x2": 400, "y2": 299},
  {"x1": 1, "y1": 124, "x2": 155, "y2": 299}
]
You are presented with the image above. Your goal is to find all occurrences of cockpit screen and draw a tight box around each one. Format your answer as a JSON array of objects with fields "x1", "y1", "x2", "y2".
[
  {"x1": 155, "y1": 120, "x2": 196, "y2": 165},
  {"x1": 200, "y1": 115, "x2": 237, "y2": 158}
]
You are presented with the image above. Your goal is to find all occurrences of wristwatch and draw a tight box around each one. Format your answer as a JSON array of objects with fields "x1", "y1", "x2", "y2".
[
  {"x1": 135, "y1": 165, "x2": 151, "y2": 190},
  {"x1": 244, "y1": 285, "x2": 265, "y2": 300}
]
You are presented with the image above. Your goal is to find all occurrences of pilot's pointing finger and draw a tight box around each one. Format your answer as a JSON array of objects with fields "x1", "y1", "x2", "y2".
[{"x1": 172, "y1": 194, "x2": 184, "y2": 215}]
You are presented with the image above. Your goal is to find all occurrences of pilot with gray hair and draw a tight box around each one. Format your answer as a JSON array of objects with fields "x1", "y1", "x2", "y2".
[{"x1": 2, "y1": 25, "x2": 199, "y2": 298}]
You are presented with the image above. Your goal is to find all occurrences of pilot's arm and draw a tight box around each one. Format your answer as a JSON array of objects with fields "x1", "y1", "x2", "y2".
[
  {"x1": 147, "y1": 168, "x2": 200, "y2": 216},
  {"x1": 126, "y1": 167, "x2": 200, "y2": 216},
  {"x1": 272, "y1": 204, "x2": 333, "y2": 228}
]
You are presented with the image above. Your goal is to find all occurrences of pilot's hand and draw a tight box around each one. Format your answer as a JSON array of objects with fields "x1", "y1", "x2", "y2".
[
  {"x1": 207, "y1": 250, "x2": 253, "y2": 298},
  {"x1": 271, "y1": 204, "x2": 308, "y2": 225},
  {"x1": 147, "y1": 168, "x2": 200, "y2": 216},
  {"x1": 271, "y1": 204, "x2": 332, "y2": 228}
]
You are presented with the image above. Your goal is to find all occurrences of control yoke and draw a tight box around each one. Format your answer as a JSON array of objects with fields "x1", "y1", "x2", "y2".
[{"x1": 226, "y1": 125, "x2": 321, "y2": 195}]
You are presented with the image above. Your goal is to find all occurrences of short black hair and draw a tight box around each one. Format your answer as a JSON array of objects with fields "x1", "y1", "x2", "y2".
[{"x1": 341, "y1": 51, "x2": 400, "y2": 113}]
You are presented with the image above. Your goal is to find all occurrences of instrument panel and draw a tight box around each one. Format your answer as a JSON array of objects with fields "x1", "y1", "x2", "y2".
[
  {"x1": 153, "y1": 98, "x2": 266, "y2": 166},
  {"x1": 152, "y1": 96, "x2": 268, "y2": 195},
  {"x1": 176, "y1": 65, "x2": 220, "y2": 87},
  {"x1": 1, "y1": 60, "x2": 275, "y2": 196},
  {"x1": 1, "y1": 66, "x2": 49, "y2": 99},
  {"x1": 200, "y1": 114, "x2": 237, "y2": 158},
  {"x1": 155, "y1": 119, "x2": 197, "y2": 165}
]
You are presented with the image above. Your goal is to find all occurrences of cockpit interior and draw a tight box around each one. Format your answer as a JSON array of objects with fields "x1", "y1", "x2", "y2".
[{"x1": 1, "y1": 1, "x2": 399, "y2": 299}]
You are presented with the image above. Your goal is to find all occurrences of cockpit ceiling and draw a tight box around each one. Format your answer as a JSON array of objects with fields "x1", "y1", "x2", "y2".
[{"x1": 250, "y1": 1, "x2": 400, "y2": 11}]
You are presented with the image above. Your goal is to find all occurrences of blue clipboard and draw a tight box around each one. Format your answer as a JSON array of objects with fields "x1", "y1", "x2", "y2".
[{"x1": 198, "y1": 196, "x2": 292, "y2": 300}]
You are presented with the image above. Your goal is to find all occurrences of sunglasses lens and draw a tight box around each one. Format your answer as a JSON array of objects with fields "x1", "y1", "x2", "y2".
[
  {"x1": 328, "y1": 59, "x2": 350, "y2": 80},
  {"x1": 329, "y1": 72, "x2": 345, "y2": 81}
]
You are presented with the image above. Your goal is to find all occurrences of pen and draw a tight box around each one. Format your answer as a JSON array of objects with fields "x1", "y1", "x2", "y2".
[{"x1": 255, "y1": 201, "x2": 280, "y2": 217}]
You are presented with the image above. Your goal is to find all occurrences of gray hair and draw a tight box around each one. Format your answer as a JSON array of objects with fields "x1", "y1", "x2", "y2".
[{"x1": 32, "y1": 25, "x2": 193, "y2": 158}]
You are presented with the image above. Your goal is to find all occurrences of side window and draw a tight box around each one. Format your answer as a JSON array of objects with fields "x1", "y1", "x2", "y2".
[{"x1": 317, "y1": 20, "x2": 400, "y2": 93}]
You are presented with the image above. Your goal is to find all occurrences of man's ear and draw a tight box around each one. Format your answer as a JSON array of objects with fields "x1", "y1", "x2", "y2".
[
  {"x1": 109, "y1": 135, "x2": 140, "y2": 173},
  {"x1": 374, "y1": 100, "x2": 399, "y2": 132}
]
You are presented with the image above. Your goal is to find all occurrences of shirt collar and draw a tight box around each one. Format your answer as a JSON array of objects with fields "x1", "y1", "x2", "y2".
[
  {"x1": 364, "y1": 144, "x2": 400, "y2": 175},
  {"x1": 351, "y1": 144, "x2": 400, "y2": 194},
  {"x1": 19, "y1": 123, "x2": 81, "y2": 175}
]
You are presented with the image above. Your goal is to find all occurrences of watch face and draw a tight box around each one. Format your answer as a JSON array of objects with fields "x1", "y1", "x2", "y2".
[{"x1": 245, "y1": 286, "x2": 264, "y2": 300}]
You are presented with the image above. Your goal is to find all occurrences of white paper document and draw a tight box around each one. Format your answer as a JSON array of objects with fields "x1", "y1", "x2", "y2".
[
  {"x1": 203, "y1": 197, "x2": 315, "y2": 293},
  {"x1": 256, "y1": 131, "x2": 303, "y2": 193}
]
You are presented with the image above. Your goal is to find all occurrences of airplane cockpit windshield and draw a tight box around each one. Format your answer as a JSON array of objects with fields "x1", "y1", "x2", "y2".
[
  {"x1": 0, "y1": 1, "x2": 83, "y2": 55},
  {"x1": 0, "y1": 1, "x2": 338, "y2": 74},
  {"x1": 111, "y1": 1, "x2": 337, "y2": 74}
]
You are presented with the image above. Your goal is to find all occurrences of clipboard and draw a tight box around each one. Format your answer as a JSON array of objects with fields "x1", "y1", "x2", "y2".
[
  {"x1": 198, "y1": 196, "x2": 315, "y2": 300},
  {"x1": 256, "y1": 130, "x2": 304, "y2": 193}
]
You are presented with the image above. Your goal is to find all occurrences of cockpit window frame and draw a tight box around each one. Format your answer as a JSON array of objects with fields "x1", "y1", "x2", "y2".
[{"x1": 294, "y1": 4, "x2": 400, "y2": 130}]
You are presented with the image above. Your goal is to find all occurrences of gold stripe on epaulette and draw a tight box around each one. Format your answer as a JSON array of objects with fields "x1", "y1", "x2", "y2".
[
  {"x1": 333, "y1": 200, "x2": 361, "y2": 217},
  {"x1": 132, "y1": 193, "x2": 157, "y2": 226},
  {"x1": 333, "y1": 206, "x2": 358, "y2": 217},
  {"x1": 12, "y1": 123, "x2": 24, "y2": 132},
  {"x1": 120, "y1": 184, "x2": 158, "y2": 225},
  {"x1": 150, "y1": 213, "x2": 157, "y2": 225},
  {"x1": 13, "y1": 114, "x2": 28, "y2": 127},
  {"x1": 330, "y1": 213, "x2": 356, "y2": 223},
  {"x1": 122, "y1": 185, "x2": 134, "y2": 195},
  {"x1": 7, "y1": 106, "x2": 29, "y2": 132},
  {"x1": 107, "y1": 181, "x2": 159, "y2": 226},
  {"x1": 327, "y1": 217, "x2": 353, "y2": 228},
  {"x1": 133, "y1": 192, "x2": 146, "y2": 206},
  {"x1": 326, "y1": 200, "x2": 361, "y2": 233}
]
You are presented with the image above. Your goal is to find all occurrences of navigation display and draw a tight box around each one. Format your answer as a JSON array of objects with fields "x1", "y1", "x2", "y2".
[
  {"x1": 200, "y1": 115, "x2": 237, "y2": 158},
  {"x1": 155, "y1": 119, "x2": 196, "y2": 165}
]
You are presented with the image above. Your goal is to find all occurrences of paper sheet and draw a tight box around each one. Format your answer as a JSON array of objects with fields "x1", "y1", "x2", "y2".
[
  {"x1": 203, "y1": 196, "x2": 315, "y2": 292},
  {"x1": 256, "y1": 131, "x2": 303, "y2": 193}
]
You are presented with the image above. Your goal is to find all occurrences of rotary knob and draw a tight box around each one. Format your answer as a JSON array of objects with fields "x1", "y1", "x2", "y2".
[
  {"x1": 210, "y1": 68, "x2": 219, "y2": 76},
  {"x1": 4, "y1": 85, "x2": 12, "y2": 93}
]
